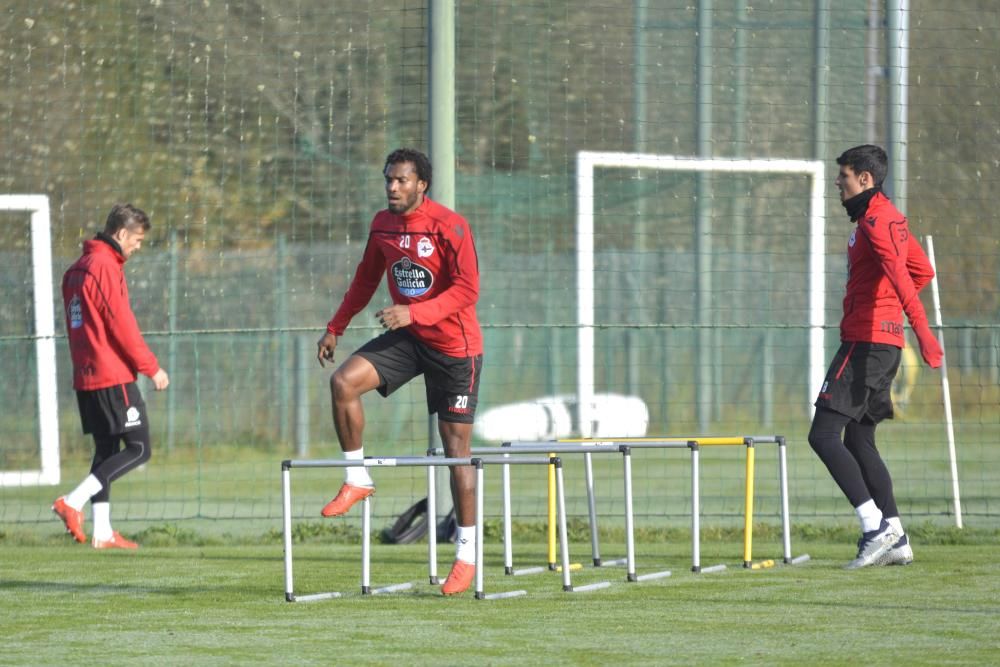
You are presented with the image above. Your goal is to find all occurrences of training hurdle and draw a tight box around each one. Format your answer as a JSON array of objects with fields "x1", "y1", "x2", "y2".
[
  {"x1": 432, "y1": 436, "x2": 808, "y2": 577},
  {"x1": 280, "y1": 454, "x2": 572, "y2": 602}
]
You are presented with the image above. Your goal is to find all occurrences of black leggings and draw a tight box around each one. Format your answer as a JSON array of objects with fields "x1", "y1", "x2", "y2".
[
  {"x1": 807, "y1": 407, "x2": 898, "y2": 517},
  {"x1": 88, "y1": 423, "x2": 151, "y2": 503}
]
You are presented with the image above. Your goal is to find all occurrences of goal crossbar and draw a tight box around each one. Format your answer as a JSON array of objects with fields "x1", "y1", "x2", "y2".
[{"x1": 575, "y1": 151, "x2": 826, "y2": 436}]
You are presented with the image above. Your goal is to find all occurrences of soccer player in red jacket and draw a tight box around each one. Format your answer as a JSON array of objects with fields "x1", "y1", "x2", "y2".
[
  {"x1": 316, "y1": 148, "x2": 484, "y2": 595},
  {"x1": 52, "y1": 204, "x2": 170, "y2": 549},
  {"x1": 809, "y1": 145, "x2": 943, "y2": 569}
]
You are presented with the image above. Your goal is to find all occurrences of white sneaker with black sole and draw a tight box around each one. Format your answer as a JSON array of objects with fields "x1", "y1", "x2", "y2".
[
  {"x1": 874, "y1": 534, "x2": 914, "y2": 566},
  {"x1": 845, "y1": 520, "x2": 900, "y2": 570}
]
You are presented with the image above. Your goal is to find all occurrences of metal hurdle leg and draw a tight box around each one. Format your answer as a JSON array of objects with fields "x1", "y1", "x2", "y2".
[
  {"x1": 690, "y1": 442, "x2": 700, "y2": 572},
  {"x1": 776, "y1": 436, "x2": 810, "y2": 565},
  {"x1": 282, "y1": 464, "x2": 297, "y2": 601},
  {"x1": 689, "y1": 442, "x2": 726, "y2": 575},
  {"x1": 500, "y1": 450, "x2": 546, "y2": 577},
  {"x1": 502, "y1": 452, "x2": 514, "y2": 575},
  {"x1": 779, "y1": 436, "x2": 791, "y2": 562},
  {"x1": 558, "y1": 456, "x2": 611, "y2": 593},
  {"x1": 472, "y1": 459, "x2": 528, "y2": 600},
  {"x1": 475, "y1": 460, "x2": 486, "y2": 599},
  {"x1": 584, "y1": 451, "x2": 602, "y2": 566},
  {"x1": 361, "y1": 495, "x2": 371, "y2": 594},
  {"x1": 282, "y1": 461, "x2": 343, "y2": 602},
  {"x1": 623, "y1": 447, "x2": 637, "y2": 582},
  {"x1": 620, "y1": 446, "x2": 671, "y2": 583},
  {"x1": 478, "y1": 455, "x2": 564, "y2": 599},
  {"x1": 426, "y1": 455, "x2": 439, "y2": 584},
  {"x1": 556, "y1": 457, "x2": 573, "y2": 591}
]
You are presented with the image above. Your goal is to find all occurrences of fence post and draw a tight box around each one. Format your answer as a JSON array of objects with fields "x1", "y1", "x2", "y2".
[{"x1": 295, "y1": 334, "x2": 310, "y2": 457}]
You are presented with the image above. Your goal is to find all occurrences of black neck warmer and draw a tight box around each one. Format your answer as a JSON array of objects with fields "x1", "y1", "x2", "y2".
[
  {"x1": 95, "y1": 231, "x2": 125, "y2": 257},
  {"x1": 842, "y1": 187, "x2": 880, "y2": 222}
]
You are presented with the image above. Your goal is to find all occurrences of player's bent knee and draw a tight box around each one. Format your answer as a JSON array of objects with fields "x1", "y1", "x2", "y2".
[{"x1": 330, "y1": 371, "x2": 359, "y2": 402}]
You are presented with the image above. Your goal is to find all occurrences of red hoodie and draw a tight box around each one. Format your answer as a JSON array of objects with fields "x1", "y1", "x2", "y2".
[
  {"x1": 327, "y1": 197, "x2": 483, "y2": 357},
  {"x1": 62, "y1": 236, "x2": 160, "y2": 390},
  {"x1": 841, "y1": 191, "x2": 935, "y2": 347}
]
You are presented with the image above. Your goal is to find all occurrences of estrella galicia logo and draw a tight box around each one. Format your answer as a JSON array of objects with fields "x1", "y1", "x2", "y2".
[{"x1": 391, "y1": 257, "x2": 434, "y2": 297}]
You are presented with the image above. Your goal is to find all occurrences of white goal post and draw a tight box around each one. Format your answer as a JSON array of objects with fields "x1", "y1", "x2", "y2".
[
  {"x1": 575, "y1": 151, "x2": 826, "y2": 437},
  {"x1": 0, "y1": 195, "x2": 60, "y2": 486}
]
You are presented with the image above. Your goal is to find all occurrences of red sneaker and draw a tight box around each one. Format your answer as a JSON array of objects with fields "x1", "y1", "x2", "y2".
[
  {"x1": 441, "y1": 560, "x2": 475, "y2": 596},
  {"x1": 92, "y1": 531, "x2": 139, "y2": 550},
  {"x1": 320, "y1": 483, "x2": 375, "y2": 517},
  {"x1": 52, "y1": 497, "x2": 86, "y2": 543}
]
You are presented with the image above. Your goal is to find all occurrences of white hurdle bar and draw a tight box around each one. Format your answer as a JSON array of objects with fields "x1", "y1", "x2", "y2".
[{"x1": 281, "y1": 454, "x2": 570, "y2": 602}]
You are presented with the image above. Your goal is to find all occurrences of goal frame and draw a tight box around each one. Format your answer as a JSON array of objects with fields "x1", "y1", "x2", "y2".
[
  {"x1": 0, "y1": 195, "x2": 60, "y2": 486},
  {"x1": 575, "y1": 151, "x2": 826, "y2": 436}
]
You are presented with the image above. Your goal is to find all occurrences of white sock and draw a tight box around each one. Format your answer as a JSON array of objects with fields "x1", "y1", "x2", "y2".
[
  {"x1": 65, "y1": 474, "x2": 103, "y2": 510},
  {"x1": 343, "y1": 448, "x2": 373, "y2": 487},
  {"x1": 855, "y1": 500, "x2": 884, "y2": 533},
  {"x1": 92, "y1": 502, "x2": 112, "y2": 541},
  {"x1": 455, "y1": 525, "x2": 476, "y2": 564},
  {"x1": 885, "y1": 516, "x2": 904, "y2": 537}
]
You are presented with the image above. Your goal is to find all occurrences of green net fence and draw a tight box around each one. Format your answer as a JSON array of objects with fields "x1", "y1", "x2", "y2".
[{"x1": 2, "y1": 1, "x2": 998, "y2": 534}]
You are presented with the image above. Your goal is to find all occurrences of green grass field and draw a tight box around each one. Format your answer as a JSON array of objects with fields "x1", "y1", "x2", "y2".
[{"x1": 2, "y1": 528, "x2": 998, "y2": 666}]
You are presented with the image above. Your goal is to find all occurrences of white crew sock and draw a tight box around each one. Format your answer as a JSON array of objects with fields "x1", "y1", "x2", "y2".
[
  {"x1": 65, "y1": 474, "x2": 103, "y2": 510},
  {"x1": 854, "y1": 499, "x2": 884, "y2": 533},
  {"x1": 92, "y1": 502, "x2": 113, "y2": 542},
  {"x1": 885, "y1": 516, "x2": 904, "y2": 537},
  {"x1": 455, "y1": 525, "x2": 476, "y2": 564},
  {"x1": 344, "y1": 448, "x2": 374, "y2": 487}
]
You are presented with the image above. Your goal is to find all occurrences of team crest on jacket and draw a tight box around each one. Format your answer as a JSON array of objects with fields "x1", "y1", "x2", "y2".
[
  {"x1": 848, "y1": 229, "x2": 857, "y2": 248},
  {"x1": 69, "y1": 295, "x2": 83, "y2": 329},
  {"x1": 417, "y1": 236, "x2": 434, "y2": 258},
  {"x1": 391, "y1": 257, "x2": 434, "y2": 297}
]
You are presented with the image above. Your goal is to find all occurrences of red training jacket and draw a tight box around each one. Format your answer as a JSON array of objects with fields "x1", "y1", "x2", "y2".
[
  {"x1": 841, "y1": 191, "x2": 935, "y2": 346},
  {"x1": 327, "y1": 196, "x2": 483, "y2": 357},
  {"x1": 62, "y1": 236, "x2": 160, "y2": 390}
]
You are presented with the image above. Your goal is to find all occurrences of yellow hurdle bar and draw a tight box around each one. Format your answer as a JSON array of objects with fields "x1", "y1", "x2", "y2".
[{"x1": 555, "y1": 436, "x2": 746, "y2": 447}]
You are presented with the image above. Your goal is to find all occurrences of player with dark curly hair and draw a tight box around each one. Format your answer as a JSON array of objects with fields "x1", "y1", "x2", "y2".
[{"x1": 316, "y1": 148, "x2": 483, "y2": 595}]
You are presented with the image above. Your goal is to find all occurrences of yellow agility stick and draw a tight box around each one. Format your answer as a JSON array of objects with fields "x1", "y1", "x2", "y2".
[{"x1": 547, "y1": 453, "x2": 557, "y2": 569}]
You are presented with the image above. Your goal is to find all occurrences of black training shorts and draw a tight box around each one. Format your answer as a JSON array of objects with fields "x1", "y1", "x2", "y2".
[
  {"x1": 355, "y1": 329, "x2": 483, "y2": 424},
  {"x1": 76, "y1": 382, "x2": 149, "y2": 436},
  {"x1": 814, "y1": 341, "x2": 901, "y2": 424}
]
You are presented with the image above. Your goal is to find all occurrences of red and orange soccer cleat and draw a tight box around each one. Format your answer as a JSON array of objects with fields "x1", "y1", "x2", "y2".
[
  {"x1": 441, "y1": 560, "x2": 475, "y2": 596},
  {"x1": 320, "y1": 483, "x2": 375, "y2": 517},
  {"x1": 92, "y1": 531, "x2": 139, "y2": 550},
  {"x1": 52, "y1": 497, "x2": 87, "y2": 543}
]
